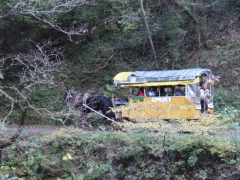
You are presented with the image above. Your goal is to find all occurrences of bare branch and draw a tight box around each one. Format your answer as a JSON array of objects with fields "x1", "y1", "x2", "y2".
[
  {"x1": 205, "y1": 1, "x2": 219, "y2": 8},
  {"x1": 3, "y1": 40, "x2": 64, "y2": 90},
  {"x1": 0, "y1": 1, "x2": 95, "y2": 42},
  {"x1": 7, "y1": 0, "x2": 96, "y2": 43},
  {"x1": 28, "y1": 13, "x2": 89, "y2": 43},
  {"x1": 0, "y1": 39, "x2": 68, "y2": 155}
]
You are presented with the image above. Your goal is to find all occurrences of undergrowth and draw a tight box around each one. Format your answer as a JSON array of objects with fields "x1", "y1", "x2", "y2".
[{"x1": 1, "y1": 129, "x2": 240, "y2": 179}]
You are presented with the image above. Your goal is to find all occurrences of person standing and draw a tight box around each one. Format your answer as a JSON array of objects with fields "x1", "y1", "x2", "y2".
[{"x1": 200, "y1": 85, "x2": 210, "y2": 113}]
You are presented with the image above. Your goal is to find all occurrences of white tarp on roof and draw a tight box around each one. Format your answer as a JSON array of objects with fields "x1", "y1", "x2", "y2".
[{"x1": 123, "y1": 68, "x2": 212, "y2": 84}]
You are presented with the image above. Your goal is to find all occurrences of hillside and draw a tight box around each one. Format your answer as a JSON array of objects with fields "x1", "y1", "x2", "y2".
[{"x1": 0, "y1": 1, "x2": 240, "y2": 179}]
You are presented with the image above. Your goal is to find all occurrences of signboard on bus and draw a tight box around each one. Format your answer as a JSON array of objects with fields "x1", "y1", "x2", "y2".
[{"x1": 151, "y1": 97, "x2": 171, "y2": 103}]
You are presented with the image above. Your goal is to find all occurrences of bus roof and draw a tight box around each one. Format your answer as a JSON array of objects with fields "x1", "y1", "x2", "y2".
[{"x1": 113, "y1": 68, "x2": 212, "y2": 86}]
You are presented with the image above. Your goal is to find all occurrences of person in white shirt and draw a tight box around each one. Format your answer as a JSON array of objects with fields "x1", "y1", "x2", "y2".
[
  {"x1": 200, "y1": 85, "x2": 210, "y2": 113},
  {"x1": 146, "y1": 87, "x2": 155, "y2": 97}
]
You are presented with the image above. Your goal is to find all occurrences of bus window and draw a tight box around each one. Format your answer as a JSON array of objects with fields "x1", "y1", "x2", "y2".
[
  {"x1": 174, "y1": 86, "x2": 185, "y2": 96},
  {"x1": 159, "y1": 86, "x2": 174, "y2": 96}
]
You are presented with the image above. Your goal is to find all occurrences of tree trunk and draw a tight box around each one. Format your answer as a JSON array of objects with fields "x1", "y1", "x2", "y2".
[
  {"x1": 140, "y1": 0, "x2": 159, "y2": 69},
  {"x1": 0, "y1": 90, "x2": 27, "y2": 164}
]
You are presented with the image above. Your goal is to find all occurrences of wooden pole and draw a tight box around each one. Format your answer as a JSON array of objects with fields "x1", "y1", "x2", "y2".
[{"x1": 82, "y1": 104, "x2": 115, "y2": 122}]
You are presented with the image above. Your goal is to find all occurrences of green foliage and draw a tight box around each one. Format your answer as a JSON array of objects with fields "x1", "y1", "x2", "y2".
[
  {"x1": 2, "y1": 131, "x2": 240, "y2": 179},
  {"x1": 56, "y1": 1, "x2": 114, "y2": 28},
  {"x1": 103, "y1": 84, "x2": 129, "y2": 98},
  {"x1": 214, "y1": 89, "x2": 240, "y2": 111},
  {"x1": 215, "y1": 107, "x2": 240, "y2": 129},
  {"x1": 188, "y1": 155, "x2": 198, "y2": 167}
]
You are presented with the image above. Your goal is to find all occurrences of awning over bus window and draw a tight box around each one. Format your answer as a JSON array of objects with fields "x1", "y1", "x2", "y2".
[{"x1": 113, "y1": 68, "x2": 213, "y2": 86}]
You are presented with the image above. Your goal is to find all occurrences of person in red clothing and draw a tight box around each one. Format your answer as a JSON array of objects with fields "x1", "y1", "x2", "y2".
[
  {"x1": 138, "y1": 87, "x2": 144, "y2": 96},
  {"x1": 138, "y1": 91, "x2": 144, "y2": 96}
]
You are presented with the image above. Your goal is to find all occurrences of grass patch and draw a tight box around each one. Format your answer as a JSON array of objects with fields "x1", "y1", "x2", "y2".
[{"x1": 2, "y1": 128, "x2": 240, "y2": 179}]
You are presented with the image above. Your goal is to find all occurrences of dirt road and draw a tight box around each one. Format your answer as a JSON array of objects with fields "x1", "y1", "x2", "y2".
[
  {"x1": 0, "y1": 125, "x2": 62, "y2": 135},
  {"x1": 1, "y1": 124, "x2": 239, "y2": 137}
]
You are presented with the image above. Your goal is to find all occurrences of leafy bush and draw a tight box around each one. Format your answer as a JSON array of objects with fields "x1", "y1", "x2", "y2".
[
  {"x1": 214, "y1": 89, "x2": 240, "y2": 111},
  {"x1": 215, "y1": 107, "x2": 240, "y2": 129}
]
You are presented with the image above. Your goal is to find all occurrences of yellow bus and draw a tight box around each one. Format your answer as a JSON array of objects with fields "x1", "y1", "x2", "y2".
[{"x1": 113, "y1": 68, "x2": 219, "y2": 120}]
